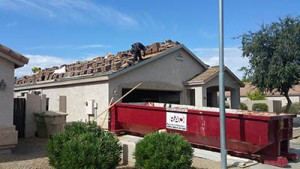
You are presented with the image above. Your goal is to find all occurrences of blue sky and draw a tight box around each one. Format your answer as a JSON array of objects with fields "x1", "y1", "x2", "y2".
[{"x1": 1, "y1": 0, "x2": 299, "y2": 78}]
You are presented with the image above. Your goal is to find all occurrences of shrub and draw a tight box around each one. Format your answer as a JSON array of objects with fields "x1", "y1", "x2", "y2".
[
  {"x1": 282, "y1": 103, "x2": 300, "y2": 114},
  {"x1": 47, "y1": 121, "x2": 122, "y2": 169},
  {"x1": 240, "y1": 103, "x2": 248, "y2": 110},
  {"x1": 134, "y1": 132, "x2": 193, "y2": 169},
  {"x1": 252, "y1": 103, "x2": 268, "y2": 112},
  {"x1": 246, "y1": 90, "x2": 266, "y2": 100}
]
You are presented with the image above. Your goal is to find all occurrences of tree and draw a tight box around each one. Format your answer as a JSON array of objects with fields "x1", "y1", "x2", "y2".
[
  {"x1": 240, "y1": 16, "x2": 300, "y2": 113},
  {"x1": 246, "y1": 90, "x2": 266, "y2": 100},
  {"x1": 31, "y1": 66, "x2": 41, "y2": 73}
]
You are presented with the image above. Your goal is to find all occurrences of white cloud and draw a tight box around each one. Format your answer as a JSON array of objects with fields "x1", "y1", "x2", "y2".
[
  {"x1": 77, "y1": 44, "x2": 111, "y2": 49},
  {"x1": 192, "y1": 47, "x2": 249, "y2": 79},
  {"x1": 0, "y1": 0, "x2": 137, "y2": 27},
  {"x1": 15, "y1": 54, "x2": 77, "y2": 77}
]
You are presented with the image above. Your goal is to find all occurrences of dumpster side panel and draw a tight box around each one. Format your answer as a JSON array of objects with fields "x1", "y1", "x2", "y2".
[
  {"x1": 109, "y1": 103, "x2": 298, "y2": 166},
  {"x1": 111, "y1": 104, "x2": 272, "y2": 153},
  {"x1": 184, "y1": 111, "x2": 270, "y2": 153},
  {"x1": 113, "y1": 105, "x2": 167, "y2": 135}
]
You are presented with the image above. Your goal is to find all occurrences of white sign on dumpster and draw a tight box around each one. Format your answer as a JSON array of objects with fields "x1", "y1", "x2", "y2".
[{"x1": 166, "y1": 112, "x2": 187, "y2": 131}]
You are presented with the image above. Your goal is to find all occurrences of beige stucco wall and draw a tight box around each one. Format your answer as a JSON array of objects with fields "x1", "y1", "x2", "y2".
[
  {"x1": 0, "y1": 57, "x2": 15, "y2": 125},
  {"x1": 241, "y1": 95, "x2": 300, "y2": 107},
  {"x1": 203, "y1": 73, "x2": 241, "y2": 90},
  {"x1": 25, "y1": 82, "x2": 109, "y2": 127},
  {"x1": 109, "y1": 48, "x2": 206, "y2": 105},
  {"x1": 242, "y1": 100, "x2": 282, "y2": 113},
  {"x1": 265, "y1": 96, "x2": 299, "y2": 106},
  {"x1": 15, "y1": 82, "x2": 109, "y2": 129},
  {"x1": 24, "y1": 94, "x2": 46, "y2": 137}
]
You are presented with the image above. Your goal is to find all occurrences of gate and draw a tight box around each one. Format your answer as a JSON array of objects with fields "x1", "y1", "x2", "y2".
[{"x1": 13, "y1": 98, "x2": 26, "y2": 138}]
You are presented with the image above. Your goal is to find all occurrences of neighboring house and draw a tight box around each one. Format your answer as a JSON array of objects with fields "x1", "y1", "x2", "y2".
[
  {"x1": 14, "y1": 40, "x2": 243, "y2": 131},
  {"x1": 240, "y1": 83, "x2": 300, "y2": 106},
  {"x1": 0, "y1": 44, "x2": 28, "y2": 152}
]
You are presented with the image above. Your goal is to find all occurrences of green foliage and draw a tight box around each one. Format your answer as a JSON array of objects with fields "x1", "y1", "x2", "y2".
[
  {"x1": 31, "y1": 66, "x2": 40, "y2": 73},
  {"x1": 282, "y1": 103, "x2": 300, "y2": 114},
  {"x1": 240, "y1": 103, "x2": 248, "y2": 110},
  {"x1": 239, "y1": 16, "x2": 300, "y2": 112},
  {"x1": 252, "y1": 103, "x2": 269, "y2": 112},
  {"x1": 47, "y1": 121, "x2": 121, "y2": 169},
  {"x1": 246, "y1": 90, "x2": 266, "y2": 100},
  {"x1": 134, "y1": 132, "x2": 193, "y2": 169}
]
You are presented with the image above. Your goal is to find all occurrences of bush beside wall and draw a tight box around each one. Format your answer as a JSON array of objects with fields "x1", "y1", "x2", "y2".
[
  {"x1": 240, "y1": 103, "x2": 248, "y2": 110},
  {"x1": 252, "y1": 103, "x2": 268, "y2": 112},
  {"x1": 282, "y1": 103, "x2": 300, "y2": 114}
]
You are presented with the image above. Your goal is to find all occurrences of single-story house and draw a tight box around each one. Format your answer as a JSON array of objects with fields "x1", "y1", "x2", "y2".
[
  {"x1": 0, "y1": 44, "x2": 28, "y2": 152},
  {"x1": 240, "y1": 83, "x2": 300, "y2": 106},
  {"x1": 14, "y1": 40, "x2": 243, "y2": 131}
]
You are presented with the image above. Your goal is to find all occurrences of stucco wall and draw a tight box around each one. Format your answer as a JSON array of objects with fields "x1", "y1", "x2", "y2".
[
  {"x1": 242, "y1": 100, "x2": 282, "y2": 112},
  {"x1": 24, "y1": 94, "x2": 47, "y2": 137},
  {"x1": 34, "y1": 82, "x2": 109, "y2": 127},
  {"x1": 241, "y1": 95, "x2": 300, "y2": 107},
  {"x1": 202, "y1": 73, "x2": 241, "y2": 89},
  {"x1": 0, "y1": 57, "x2": 15, "y2": 125},
  {"x1": 109, "y1": 49, "x2": 206, "y2": 105},
  {"x1": 265, "y1": 96, "x2": 300, "y2": 106}
]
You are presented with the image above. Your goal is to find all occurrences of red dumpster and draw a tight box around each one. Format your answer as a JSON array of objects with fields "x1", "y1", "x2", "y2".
[{"x1": 109, "y1": 102, "x2": 298, "y2": 167}]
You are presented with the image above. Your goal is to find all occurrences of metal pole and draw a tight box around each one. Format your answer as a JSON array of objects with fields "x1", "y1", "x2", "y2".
[{"x1": 219, "y1": 0, "x2": 227, "y2": 168}]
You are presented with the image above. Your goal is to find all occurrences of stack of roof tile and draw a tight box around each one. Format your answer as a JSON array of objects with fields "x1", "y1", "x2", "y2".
[{"x1": 15, "y1": 40, "x2": 180, "y2": 85}]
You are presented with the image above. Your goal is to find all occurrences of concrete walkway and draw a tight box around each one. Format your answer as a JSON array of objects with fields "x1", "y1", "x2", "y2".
[{"x1": 119, "y1": 128, "x2": 300, "y2": 169}]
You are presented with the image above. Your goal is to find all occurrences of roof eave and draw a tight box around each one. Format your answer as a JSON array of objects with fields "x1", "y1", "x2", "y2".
[
  {"x1": 0, "y1": 45, "x2": 29, "y2": 68},
  {"x1": 184, "y1": 81, "x2": 205, "y2": 86},
  {"x1": 14, "y1": 75, "x2": 109, "y2": 91}
]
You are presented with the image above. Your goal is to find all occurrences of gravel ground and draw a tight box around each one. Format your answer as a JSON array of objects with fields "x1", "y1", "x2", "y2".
[
  {"x1": 0, "y1": 137, "x2": 52, "y2": 169},
  {"x1": 0, "y1": 137, "x2": 237, "y2": 169}
]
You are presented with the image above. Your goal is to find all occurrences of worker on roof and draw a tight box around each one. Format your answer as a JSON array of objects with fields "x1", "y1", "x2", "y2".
[{"x1": 130, "y1": 42, "x2": 146, "y2": 62}]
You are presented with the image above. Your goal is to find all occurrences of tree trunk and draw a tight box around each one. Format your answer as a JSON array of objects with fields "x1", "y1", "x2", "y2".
[{"x1": 283, "y1": 93, "x2": 292, "y2": 113}]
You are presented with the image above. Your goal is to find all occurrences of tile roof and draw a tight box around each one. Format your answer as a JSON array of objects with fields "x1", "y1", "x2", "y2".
[
  {"x1": 186, "y1": 66, "x2": 244, "y2": 86},
  {"x1": 0, "y1": 44, "x2": 29, "y2": 67},
  {"x1": 240, "y1": 83, "x2": 300, "y2": 97},
  {"x1": 188, "y1": 66, "x2": 219, "y2": 83},
  {"x1": 15, "y1": 40, "x2": 180, "y2": 85}
]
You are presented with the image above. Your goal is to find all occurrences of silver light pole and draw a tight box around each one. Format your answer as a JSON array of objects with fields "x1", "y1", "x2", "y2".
[{"x1": 219, "y1": 0, "x2": 227, "y2": 168}]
